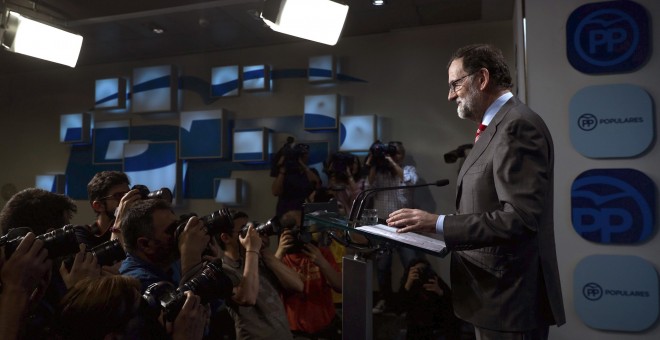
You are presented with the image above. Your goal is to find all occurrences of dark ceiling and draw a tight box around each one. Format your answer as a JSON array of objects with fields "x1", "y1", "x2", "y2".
[{"x1": 1, "y1": 0, "x2": 513, "y2": 75}]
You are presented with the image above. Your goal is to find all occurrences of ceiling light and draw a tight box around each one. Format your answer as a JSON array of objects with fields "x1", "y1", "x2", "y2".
[
  {"x1": 372, "y1": 0, "x2": 386, "y2": 6},
  {"x1": 260, "y1": 0, "x2": 349, "y2": 46},
  {"x1": 1, "y1": 10, "x2": 83, "y2": 67}
]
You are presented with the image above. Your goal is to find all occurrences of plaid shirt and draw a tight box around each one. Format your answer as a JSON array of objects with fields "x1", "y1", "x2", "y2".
[{"x1": 368, "y1": 165, "x2": 418, "y2": 219}]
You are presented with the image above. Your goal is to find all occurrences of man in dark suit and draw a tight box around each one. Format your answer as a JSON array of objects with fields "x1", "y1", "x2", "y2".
[{"x1": 387, "y1": 44, "x2": 565, "y2": 340}]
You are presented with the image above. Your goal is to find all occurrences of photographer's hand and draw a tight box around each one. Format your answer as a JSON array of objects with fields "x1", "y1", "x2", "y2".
[
  {"x1": 234, "y1": 225, "x2": 260, "y2": 306},
  {"x1": 109, "y1": 188, "x2": 142, "y2": 244},
  {"x1": 274, "y1": 230, "x2": 295, "y2": 259},
  {"x1": 404, "y1": 266, "x2": 420, "y2": 291},
  {"x1": 423, "y1": 276, "x2": 445, "y2": 296},
  {"x1": 171, "y1": 291, "x2": 210, "y2": 340},
  {"x1": 59, "y1": 243, "x2": 100, "y2": 289},
  {"x1": 385, "y1": 155, "x2": 404, "y2": 180},
  {"x1": 0, "y1": 233, "x2": 51, "y2": 340},
  {"x1": 178, "y1": 216, "x2": 210, "y2": 277}
]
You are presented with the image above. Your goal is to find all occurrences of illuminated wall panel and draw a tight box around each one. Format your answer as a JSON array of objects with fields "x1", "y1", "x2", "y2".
[
  {"x1": 95, "y1": 78, "x2": 127, "y2": 110},
  {"x1": 211, "y1": 65, "x2": 240, "y2": 97},
  {"x1": 242, "y1": 65, "x2": 270, "y2": 91},
  {"x1": 233, "y1": 128, "x2": 272, "y2": 162},
  {"x1": 304, "y1": 94, "x2": 339, "y2": 130},
  {"x1": 180, "y1": 110, "x2": 230, "y2": 159},
  {"x1": 93, "y1": 120, "x2": 131, "y2": 164},
  {"x1": 339, "y1": 115, "x2": 377, "y2": 151},
  {"x1": 213, "y1": 178, "x2": 244, "y2": 205},
  {"x1": 132, "y1": 65, "x2": 178, "y2": 113},
  {"x1": 308, "y1": 55, "x2": 336, "y2": 82},
  {"x1": 35, "y1": 174, "x2": 66, "y2": 194},
  {"x1": 123, "y1": 141, "x2": 179, "y2": 202},
  {"x1": 60, "y1": 112, "x2": 91, "y2": 144}
]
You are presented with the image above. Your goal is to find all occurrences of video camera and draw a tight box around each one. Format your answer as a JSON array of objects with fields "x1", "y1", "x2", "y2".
[
  {"x1": 270, "y1": 137, "x2": 310, "y2": 176},
  {"x1": 0, "y1": 224, "x2": 80, "y2": 260},
  {"x1": 369, "y1": 141, "x2": 397, "y2": 170},
  {"x1": 132, "y1": 185, "x2": 173, "y2": 203},
  {"x1": 62, "y1": 239, "x2": 126, "y2": 271},
  {"x1": 142, "y1": 259, "x2": 233, "y2": 322}
]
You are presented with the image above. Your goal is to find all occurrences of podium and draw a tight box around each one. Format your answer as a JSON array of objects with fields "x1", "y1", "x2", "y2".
[{"x1": 305, "y1": 211, "x2": 449, "y2": 340}]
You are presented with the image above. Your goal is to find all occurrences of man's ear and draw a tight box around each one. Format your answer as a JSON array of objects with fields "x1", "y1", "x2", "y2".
[
  {"x1": 137, "y1": 237, "x2": 152, "y2": 254},
  {"x1": 219, "y1": 232, "x2": 231, "y2": 244},
  {"x1": 91, "y1": 200, "x2": 105, "y2": 214}
]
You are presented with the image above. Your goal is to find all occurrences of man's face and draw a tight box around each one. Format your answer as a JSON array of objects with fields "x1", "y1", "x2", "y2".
[
  {"x1": 447, "y1": 59, "x2": 483, "y2": 122},
  {"x1": 145, "y1": 208, "x2": 178, "y2": 265},
  {"x1": 228, "y1": 216, "x2": 248, "y2": 246},
  {"x1": 97, "y1": 183, "x2": 130, "y2": 219}
]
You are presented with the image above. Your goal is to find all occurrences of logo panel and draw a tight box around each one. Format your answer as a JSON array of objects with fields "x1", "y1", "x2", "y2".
[
  {"x1": 567, "y1": 0, "x2": 650, "y2": 74},
  {"x1": 571, "y1": 168, "x2": 655, "y2": 244},
  {"x1": 574, "y1": 255, "x2": 659, "y2": 331},
  {"x1": 569, "y1": 84, "x2": 653, "y2": 158}
]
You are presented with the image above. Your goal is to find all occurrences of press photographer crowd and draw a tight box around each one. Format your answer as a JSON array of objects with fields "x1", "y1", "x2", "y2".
[{"x1": 0, "y1": 138, "x2": 461, "y2": 340}]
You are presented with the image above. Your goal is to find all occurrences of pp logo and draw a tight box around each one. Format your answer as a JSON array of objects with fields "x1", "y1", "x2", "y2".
[
  {"x1": 566, "y1": 1, "x2": 650, "y2": 74},
  {"x1": 571, "y1": 169, "x2": 655, "y2": 244},
  {"x1": 577, "y1": 113, "x2": 597, "y2": 131},
  {"x1": 583, "y1": 282, "x2": 603, "y2": 301}
]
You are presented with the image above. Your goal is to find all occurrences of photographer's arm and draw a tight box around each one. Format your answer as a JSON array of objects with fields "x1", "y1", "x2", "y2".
[
  {"x1": 231, "y1": 227, "x2": 261, "y2": 306},
  {"x1": 386, "y1": 156, "x2": 404, "y2": 180},
  {"x1": 304, "y1": 244, "x2": 342, "y2": 293},
  {"x1": 261, "y1": 248, "x2": 304, "y2": 293},
  {"x1": 178, "y1": 217, "x2": 210, "y2": 277}
]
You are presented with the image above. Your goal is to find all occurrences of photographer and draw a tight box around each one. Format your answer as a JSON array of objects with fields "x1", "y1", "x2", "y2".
[
  {"x1": 399, "y1": 259, "x2": 461, "y2": 340},
  {"x1": 275, "y1": 209, "x2": 342, "y2": 339},
  {"x1": 271, "y1": 137, "x2": 321, "y2": 217},
  {"x1": 325, "y1": 151, "x2": 364, "y2": 217},
  {"x1": 0, "y1": 188, "x2": 100, "y2": 339},
  {"x1": 0, "y1": 232, "x2": 51, "y2": 340},
  {"x1": 58, "y1": 275, "x2": 208, "y2": 340},
  {"x1": 119, "y1": 199, "x2": 210, "y2": 292},
  {"x1": 364, "y1": 141, "x2": 425, "y2": 314},
  {"x1": 218, "y1": 210, "x2": 303, "y2": 340}
]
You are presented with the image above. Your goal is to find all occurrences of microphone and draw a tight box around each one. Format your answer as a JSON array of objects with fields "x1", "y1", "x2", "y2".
[{"x1": 347, "y1": 179, "x2": 449, "y2": 225}]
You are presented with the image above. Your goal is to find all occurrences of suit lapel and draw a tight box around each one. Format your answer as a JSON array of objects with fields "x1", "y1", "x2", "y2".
[{"x1": 454, "y1": 96, "x2": 519, "y2": 210}]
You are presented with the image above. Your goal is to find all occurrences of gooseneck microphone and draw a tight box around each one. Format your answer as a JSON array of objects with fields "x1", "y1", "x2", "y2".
[{"x1": 347, "y1": 179, "x2": 450, "y2": 225}]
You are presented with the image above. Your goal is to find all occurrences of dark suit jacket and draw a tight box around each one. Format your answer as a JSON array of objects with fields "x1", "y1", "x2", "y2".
[{"x1": 443, "y1": 96, "x2": 566, "y2": 331}]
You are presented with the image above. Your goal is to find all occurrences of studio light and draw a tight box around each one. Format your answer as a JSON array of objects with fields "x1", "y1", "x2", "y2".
[
  {"x1": 1, "y1": 9, "x2": 83, "y2": 67},
  {"x1": 260, "y1": 0, "x2": 349, "y2": 46}
]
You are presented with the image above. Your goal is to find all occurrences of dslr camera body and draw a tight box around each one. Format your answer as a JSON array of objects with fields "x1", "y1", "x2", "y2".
[
  {"x1": 132, "y1": 185, "x2": 173, "y2": 203},
  {"x1": 325, "y1": 152, "x2": 356, "y2": 180},
  {"x1": 271, "y1": 137, "x2": 310, "y2": 176}
]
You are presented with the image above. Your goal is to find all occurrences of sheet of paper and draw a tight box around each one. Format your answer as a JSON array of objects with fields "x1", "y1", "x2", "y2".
[{"x1": 356, "y1": 224, "x2": 447, "y2": 256}]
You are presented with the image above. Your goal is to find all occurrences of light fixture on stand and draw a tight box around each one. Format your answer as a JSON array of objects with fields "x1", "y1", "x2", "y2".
[
  {"x1": 260, "y1": 0, "x2": 349, "y2": 46},
  {"x1": 1, "y1": 8, "x2": 83, "y2": 67}
]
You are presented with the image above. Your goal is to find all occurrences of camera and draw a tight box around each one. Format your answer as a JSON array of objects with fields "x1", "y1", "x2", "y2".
[
  {"x1": 239, "y1": 216, "x2": 282, "y2": 238},
  {"x1": 270, "y1": 137, "x2": 310, "y2": 176},
  {"x1": 369, "y1": 141, "x2": 397, "y2": 170},
  {"x1": 325, "y1": 152, "x2": 356, "y2": 179},
  {"x1": 132, "y1": 185, "x2": 173, "y2": 203},
  {"x1": 412, "y1": 265, "x2": 437, "y2": 290},
  {"x1": 1, "y1": 225, "x2": 80, "y2": 260},
  {"x1": 142, "y1": 259, "x2": 233, "y2": 322},
  {"x1": 173, "y1": 208, "x2": 234, "y2": 241},
  {"x1": 284, "y1": 226, "x2": 313, "y2": 254},
  {"x1": 62, "y1": 239, "x2": 126, "y2": 270}
]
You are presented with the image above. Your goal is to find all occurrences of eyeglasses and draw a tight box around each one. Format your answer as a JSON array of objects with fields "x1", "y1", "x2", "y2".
[
  {"x1": 448, "y1": 70, "x2": 479, "y2": 93},
  {"x1": 99, "y1": 191, "x2": 128, "y2": 201}
]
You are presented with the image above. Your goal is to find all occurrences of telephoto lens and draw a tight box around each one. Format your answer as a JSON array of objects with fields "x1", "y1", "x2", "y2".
[
  {"x1": 3, "y1": 225, "x2": 80, "y2": 260},
  {"x1": 62, "y1": 239, "x2": 126, "y2": 271},
  {"x1": 239, "y1": 216, "x2": 282, "y2": 238},
  {"x1": 132, "y1": 185, "x2": 173, "y2": 203},
  {"x1": 142, "y1": 259, "x2": 234, "y2": 322},
  {"x1": 173, "y1": 208, "x2": 234, "y2": 241}
]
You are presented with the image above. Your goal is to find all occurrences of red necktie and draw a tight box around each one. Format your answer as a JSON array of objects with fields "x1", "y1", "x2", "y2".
[{"x1": 474, "y1": 124, "x2": 487, "y2": 143}]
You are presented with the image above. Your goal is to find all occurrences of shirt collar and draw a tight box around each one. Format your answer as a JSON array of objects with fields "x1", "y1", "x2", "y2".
[{"x1": 482, "y1": 92, "x2": 513, "y2": 126}]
